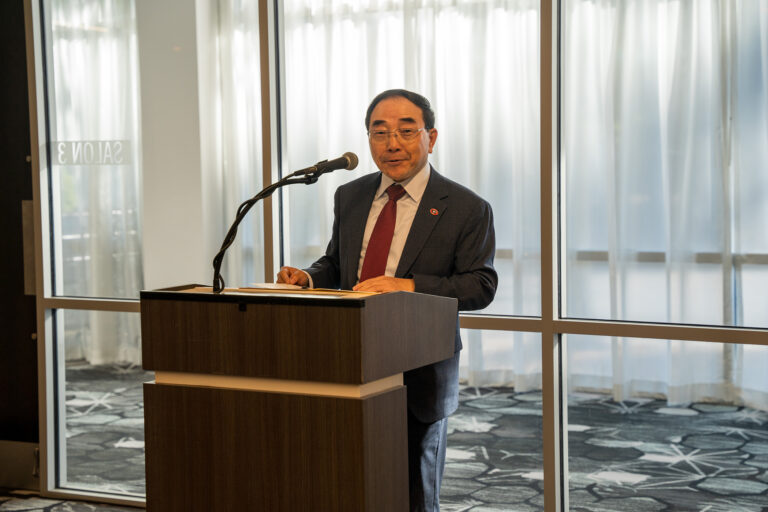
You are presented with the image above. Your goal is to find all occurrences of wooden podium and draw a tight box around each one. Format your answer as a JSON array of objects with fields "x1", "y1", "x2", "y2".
[{"x1": 140, "y1": 285, "x2": 457, "y2": 511}]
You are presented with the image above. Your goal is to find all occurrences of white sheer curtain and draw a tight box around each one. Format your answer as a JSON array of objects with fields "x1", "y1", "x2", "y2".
[
  {"x1": 46, "y1": 0, "x2": 143, "y2": 363},
  {"x1": 278, "y1": 0, "x2": 542, "y2": 389},
  {"x1": 280, "y1": 0, "x2": 541, "y2": 314},
  {"x1": 564, "y1": 0, "x2": 768, "y2": 408},
  {"x1": 209, "y1": 0, "x2": 265, "y2": 288}
]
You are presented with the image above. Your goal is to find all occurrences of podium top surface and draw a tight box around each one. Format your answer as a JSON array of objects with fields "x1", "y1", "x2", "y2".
[
  {"x1": 140, "y1": 284, "x2": 458, "y2": 383},
  {"x1": 140, "y1": 284, "x2": 381, "y2": 307}
]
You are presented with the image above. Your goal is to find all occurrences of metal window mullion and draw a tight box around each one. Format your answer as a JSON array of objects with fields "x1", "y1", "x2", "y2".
[
  {"x1": 39, "y1": 297, "x2": 140, "y2": 313},
  {"x1": 554, "y1": 319, "x2": 768, "y2": 345},
  {"x1": 459, "y1": 315, "x2": 542, "y2": 332},
  {"x1": 35, "y1": 489, "x2": 144, "y2": 508},
  {"x1": 259, "y1": 0, "x2": 277, "y2": 283},
  {"x1": 461, "y1": 315, "x2": 768, "y2": 346},
  {"x1": 540, "y1": 0, "x2": 565, "y2": 510},
  {"x1": 25, "y1": 0, "x2": 54, "y2": 495}
]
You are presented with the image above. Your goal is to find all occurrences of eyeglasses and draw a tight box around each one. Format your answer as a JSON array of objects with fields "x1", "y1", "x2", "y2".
[{"x1": 368, "y1": 128, "x2": 425, "y2": 143}]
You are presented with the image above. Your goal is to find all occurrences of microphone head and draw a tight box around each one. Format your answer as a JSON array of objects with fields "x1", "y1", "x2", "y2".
[{"x1": 343, "y1": 152, "x2": 359, "y2": 170}]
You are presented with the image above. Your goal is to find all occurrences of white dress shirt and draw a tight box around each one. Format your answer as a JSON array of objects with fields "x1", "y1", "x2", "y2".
[{"x1": 356, "y1": 163, "x2": 430, "y2": 283}]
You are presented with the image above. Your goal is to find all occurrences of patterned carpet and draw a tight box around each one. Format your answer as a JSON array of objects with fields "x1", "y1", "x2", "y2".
[
  {"x1": 446, "y1": 388, "x2": 768, "y2": 511},
  {"x1": 1, "y1": 364, "x2": 767, "y2": 511}
]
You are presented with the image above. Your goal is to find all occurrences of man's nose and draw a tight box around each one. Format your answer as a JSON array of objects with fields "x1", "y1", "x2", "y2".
[{"x1": 385, "y1": 133, "x2": 403, "y2": 150}]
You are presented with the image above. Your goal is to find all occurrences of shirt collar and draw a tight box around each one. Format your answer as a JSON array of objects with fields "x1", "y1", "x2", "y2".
[{"x1": 376, "y1": 163, "x2": 431, "y2": 202}]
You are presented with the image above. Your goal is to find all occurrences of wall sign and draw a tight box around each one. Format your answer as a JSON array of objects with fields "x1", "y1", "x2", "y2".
[{"x1": 52, "y1": 140, "x2": 132, "y2": 165}]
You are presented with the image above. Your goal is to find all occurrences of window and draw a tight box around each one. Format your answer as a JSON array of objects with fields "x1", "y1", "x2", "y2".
[
  {"x1": 43, "y1": 0, "x2": 143, "y2": 300},
  {"x1": 564, "y1": 0, "x2": 768, "y2": 328}
]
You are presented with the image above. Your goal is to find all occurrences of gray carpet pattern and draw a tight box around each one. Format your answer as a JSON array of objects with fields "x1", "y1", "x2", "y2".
[
  {"x1": 1, "y1": 364, "x2": 767, "y2": 511},
  {"x1": 446, "y1": 387, "x2": 768, "y2": 511}
]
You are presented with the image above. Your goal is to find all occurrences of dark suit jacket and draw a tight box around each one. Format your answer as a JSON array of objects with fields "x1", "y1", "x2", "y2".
[{"x1": 306, "y1": 166, "x2": 497, "y2": 423}]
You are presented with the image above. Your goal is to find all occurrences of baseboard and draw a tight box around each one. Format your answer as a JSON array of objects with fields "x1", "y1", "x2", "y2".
[{"x1": 0, "y1": 440, "x2": 39, "y2": 490}]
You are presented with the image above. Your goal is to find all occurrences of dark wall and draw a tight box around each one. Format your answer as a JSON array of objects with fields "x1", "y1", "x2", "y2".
[{"x1": 0, "y1": 0, "x2": 39, "y2": 443}]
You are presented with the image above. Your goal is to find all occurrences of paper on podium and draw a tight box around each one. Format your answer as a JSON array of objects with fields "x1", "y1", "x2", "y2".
[
  {"x1": 177, "y1": 284, "x2": 376, "y2": 298},
  {"x1": 247, "y1": 282, "x2": 305, "y2": 290},
  {"x1": 243, "y1": 284, "x2": 376, "y2": 297}
]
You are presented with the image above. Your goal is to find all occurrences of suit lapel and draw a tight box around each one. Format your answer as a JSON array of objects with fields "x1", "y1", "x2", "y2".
[
  {"x1": 396, "y1": 168, "x2": 449, "y2": 277},
  {"x1": 341, "y1": 172, "x2": 381, "y2": 288}
]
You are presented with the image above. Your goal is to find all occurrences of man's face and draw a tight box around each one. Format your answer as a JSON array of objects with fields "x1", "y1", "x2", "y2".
[{"x1": 367, "y1": 96, "x2": 437, "y2": 182}]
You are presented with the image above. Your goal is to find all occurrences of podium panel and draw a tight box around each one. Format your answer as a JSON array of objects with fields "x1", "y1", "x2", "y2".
[
  {"x1": 140, "y1": 285, "x2": 458, "y2": 511},
  {"x1": 141, "y1": 286, "x2": 457, "y2": 383},
  {"x1": 144, "y1": 383, "x2": 408, "y2": 511}
]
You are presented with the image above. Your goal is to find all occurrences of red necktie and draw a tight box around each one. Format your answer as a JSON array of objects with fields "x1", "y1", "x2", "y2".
[{"x1": 359, "y1": 184, "x2": 406, "y2": 282}]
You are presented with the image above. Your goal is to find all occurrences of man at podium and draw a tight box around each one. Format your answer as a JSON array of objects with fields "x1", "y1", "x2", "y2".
[{"x1": 277, "y1": 89, "x2": 497, "y2": 511}]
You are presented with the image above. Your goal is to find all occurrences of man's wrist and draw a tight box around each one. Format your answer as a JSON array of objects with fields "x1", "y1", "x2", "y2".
[{"x1": 301, "y1": 269, "x2": 314, "y2": 289}]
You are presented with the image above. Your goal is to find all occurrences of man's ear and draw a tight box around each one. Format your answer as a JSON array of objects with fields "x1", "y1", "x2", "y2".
[{"x1": 428, "y1": 128, "x2": 438, "y2": 153}]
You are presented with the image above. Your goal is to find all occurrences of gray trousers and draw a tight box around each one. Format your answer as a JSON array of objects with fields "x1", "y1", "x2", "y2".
[{"x1": 407, "y1": 412, "x2": 449, "y2": 511}]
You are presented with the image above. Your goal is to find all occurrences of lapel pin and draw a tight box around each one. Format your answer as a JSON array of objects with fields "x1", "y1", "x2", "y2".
[{"x1": 429, "y1": 208, "x2": 439, "y2": 216}]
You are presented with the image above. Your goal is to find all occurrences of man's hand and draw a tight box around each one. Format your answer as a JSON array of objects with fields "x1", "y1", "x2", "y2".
[
  {"x1": 276, "y1": 266, "x2": 309, "y2": 287},
  {"x1": 353, "y1": 276, "x2": 415, "y2": 293}
]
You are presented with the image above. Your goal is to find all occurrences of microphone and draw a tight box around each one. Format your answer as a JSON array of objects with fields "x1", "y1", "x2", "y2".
[{"x1": 295, "y1": 152, "x2": 358, "y2": 176}]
